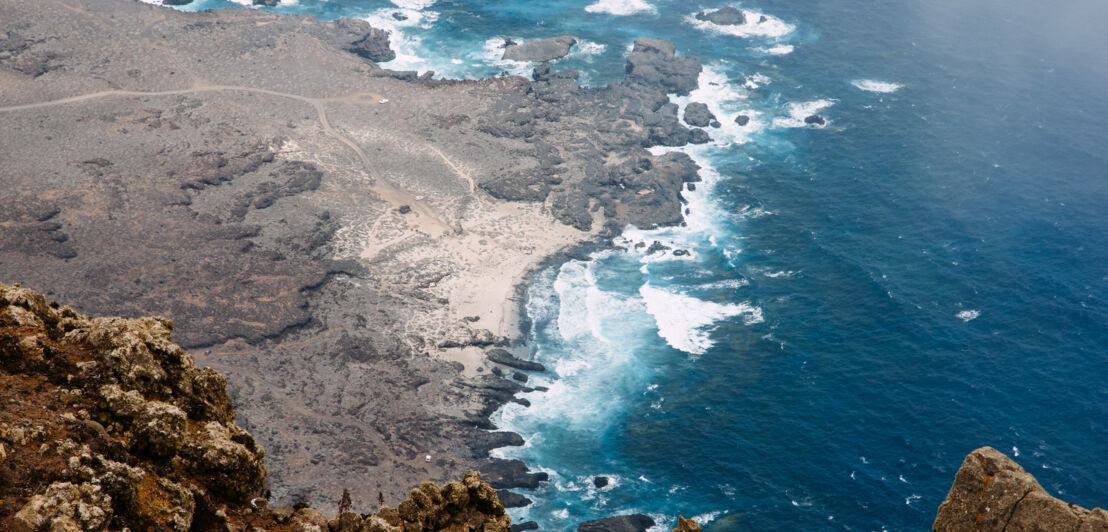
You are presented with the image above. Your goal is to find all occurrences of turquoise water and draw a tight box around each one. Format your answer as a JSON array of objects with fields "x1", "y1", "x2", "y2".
[{"x1": 166, "y1": 0, "x2": 1108, "y2": 529}]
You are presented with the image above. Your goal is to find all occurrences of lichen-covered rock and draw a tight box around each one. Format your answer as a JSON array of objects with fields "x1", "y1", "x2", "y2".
[
  {"x1": 99, "y1": 384, "x2": 147, "y2": 419},
  {"x1": 392, "y1": 471, "x2": 509, "y2": 531},
  {"x1": 12, "y1": 482, "x2": 113, "y2": 532},
  {"x1": 131, "y1": 476, "x2": 195, "y2": 532},
  {"x1": 133, "y1": 401, "x2": 187, "y2": 457},
  {"x1": 934, "y1": 446, "x2": 1108, "y2": 531},
  {"x1": 75, "y1": 317, "x2": 174, "y2": 391},
  {"x1": 291, "y1": 507, "x2": 330, "y2": 532},
  {"x1": 183, "y1": 421, "x2": 266, "y2": 501}
]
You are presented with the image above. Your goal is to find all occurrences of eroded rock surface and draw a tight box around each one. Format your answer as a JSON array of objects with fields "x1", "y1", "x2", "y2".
[
  {"x1": 503, "y1": 35, "x2": 577, "y2": 62},
  {"x1": 934, "y1": 446, "x2": 1108, "y2": 531}
]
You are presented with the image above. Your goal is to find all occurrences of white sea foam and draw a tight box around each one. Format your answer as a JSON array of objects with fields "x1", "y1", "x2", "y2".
[
  {"x1": 640, "y1": 283, "x2": 763, "y2": 355},
  {"x1": 391, "y1": 0, "x2": 437, "y2": 9},
  {"x1": 852, "y1": 79, "x2": 905, "y2": 93},
  {"x1": 756, "y1": 44, "x2": 795, "y2": 55},
  {"x1": 685, "y1": 8, "x2": 794, "y2": 39},
  {"x1": 744, "y1": 72, "x2": 771, "y2": 89},
  {"x1": 957, "y1": 309, "x2": 980, "y2": 322},
  {"x1": 772, "y1": 99, "x2": 835, "y2": 129},
  {"x1": 363, "y1": 7, "x2": 444, "y2": 75},
  {"x1": 584, "y1": 0, "x2": 655, "y2": 16}
]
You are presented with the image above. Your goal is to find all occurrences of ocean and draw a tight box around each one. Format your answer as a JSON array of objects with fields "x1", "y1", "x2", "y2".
[{"x1": 153, "y1": 0, "x2": 1108, "y2": 529}]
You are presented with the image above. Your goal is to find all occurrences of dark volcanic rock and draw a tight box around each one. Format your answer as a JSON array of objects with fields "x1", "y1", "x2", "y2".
[
  {"x1": 512, "y1": 522, "x2": 539, "y2": 532},
  {"x1": 392, "y1": 12, "x2": 408, "y2": 21},
  {"x1": 695, "y1": 7, "x2": 746, "y2": 26},
  {"x1": 253, "y1": 0, "x2": 279, "y2": 6},
  {"x1": 162, "y1": 0, "x2": 193, "y2": 4},
  {"x1": 593, "y1": 476, "x2": 609, "y2": 488},
  {"x1": 626, "y1": 38, "x2": 702, "y2": 95},
  {"x1": 496, "y1": 490, "x2": 533, "y2": 508},
  {"x1": 577, "y1": 514, "x2": 656, "y2": 532},
  {"x1": 349, "y1": 27, "x2": 396, "y2": 63},
  {"x1": 683, "y1": 102, "x2": 715, "y2": 127},
  {"x1": 503, "y1": 35, "x2": 577, "y2": 62},
  {"x1": 486, "y1": 348, "x2": 545, "y2": 371},
  {"x1": 804, "y1": 114, "x2": 826, "y2": 126},
  {"x1": 934, "y1": 447, "x2": 1108, "y2": 531},
  {"x1": 734, "y1": 114, "x2": 750, "y2": 126},
  {"x1": 480, "y1": 459, "x2": 549, "y2": 490}
]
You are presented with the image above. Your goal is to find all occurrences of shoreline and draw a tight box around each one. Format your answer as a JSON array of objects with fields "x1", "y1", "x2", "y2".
[{"x1": 0, "y1": 0, "x2": 707, "y2": 514}]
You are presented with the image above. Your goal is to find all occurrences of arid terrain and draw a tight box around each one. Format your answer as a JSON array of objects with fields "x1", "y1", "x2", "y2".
[{"x1": 1, "y1": 0, "x2": 705, "y2": 511}]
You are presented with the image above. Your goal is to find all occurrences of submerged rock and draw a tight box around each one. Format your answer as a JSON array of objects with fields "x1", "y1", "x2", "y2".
[
  {"x1": 695, "y1": 7, "x2": 746, "y2": 26},
  {"x1": 502, "y1": 35, "x2": 577, "y2": 62},
  {"x1": 934, "y1": 446, "x2": 1108, "y2": 531}
]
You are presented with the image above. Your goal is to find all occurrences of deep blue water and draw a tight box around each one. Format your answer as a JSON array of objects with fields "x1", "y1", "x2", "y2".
[{"x1": 165, "y1": 0, "x2": 1108, "y2": 529}]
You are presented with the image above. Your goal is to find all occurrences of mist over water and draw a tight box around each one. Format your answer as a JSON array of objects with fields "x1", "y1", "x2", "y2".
[{"x1": 169, "y1": 0, "x2": 1108, "y2": 528}]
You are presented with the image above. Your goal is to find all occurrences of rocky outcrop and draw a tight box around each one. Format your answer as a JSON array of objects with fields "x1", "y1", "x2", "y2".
[
  {"x1": 626, "y1": 38, "x2": 702, "y2": 96},
  {"x1": 0, "y1": 282, "x2": 265, "y2": 531},
  {"x1": 486, "y1": 348, "x2": 546, "y2": 372},
  {"x1": 0, "y1": 282, "x2": 517, "y2": 531},
  {"x1": 349, "y1": 27, "x2": 396, "y2": 63},
  {"x1": 695, "y1": 7, "x2": 745, "y2": 26},
  {"x1": 683, "y1": 102, "x2": 715, "y2": 127},
  {"x1": 578, "y1": 514, "x2": 656, "y2": 532},
  {"x1": 934, "y1": 446, "x2": 1108, "y2": 531},
  {"x1": 503, "y1": 36, "x2": 577, "y2": 62}
]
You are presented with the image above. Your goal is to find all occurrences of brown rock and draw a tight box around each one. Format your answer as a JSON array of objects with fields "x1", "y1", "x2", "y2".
[
  {"x1": 672, "y1": 515, "x2": 701, "y2": 532},
  {"x1": 934, "y1": 446, "x2": 1108, "y2": 531}
]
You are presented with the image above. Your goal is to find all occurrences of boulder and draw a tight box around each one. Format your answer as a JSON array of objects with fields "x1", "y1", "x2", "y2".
[
  {"x1": 503, "y1": 36, "x2": 577, "y2": 62},
  {"x1": 804, "y1": 114, "x2": 825, "y2": 126},
  {"x1": 577, "y1": 514, "x2": 656, "y2": 532},
  {"x1": 13, "y1": 482, "x2": 113, "y2": 532},
  {"x1": 349, "y1": 28, "x2": 396, "y2": 63},
  {"x1": 734, "y1": 114, "x2": 750, "y2": 126},
  {"x1": 695, "y1": 7, "x2": 746, "y2": 25},
  {"x1": 593, "y1": 476, "x2": 609, "y2": 489},
  {"x1": 253, "y1": 0, "x2": 279, "y2": 6},
  {"x1": 934, "y1": 446, "x2": 1108, "y2": 531},
  {"x1": 683, "y1": 103, "x2": 715, "y2": 127}
]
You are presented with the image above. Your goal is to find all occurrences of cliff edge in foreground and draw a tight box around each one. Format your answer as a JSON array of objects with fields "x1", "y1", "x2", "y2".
[
  {"x1": 934, "y1": 446, "x2": 1108, "y2": 531},
  {"x1": 0, "y1": 281, "x2": 509, "y2": 531}
]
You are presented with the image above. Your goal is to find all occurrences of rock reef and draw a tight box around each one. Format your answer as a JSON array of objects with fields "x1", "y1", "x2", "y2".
[{"x1": 934, "y1": 446, "x2": 1108, "y2": 531}]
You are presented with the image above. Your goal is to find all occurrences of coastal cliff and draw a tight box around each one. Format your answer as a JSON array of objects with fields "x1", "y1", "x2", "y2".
[
  {"x1": 934, "y1": 447, "x2": 1108, "y2": 531},
  {"x1": 0, "y1": 281, "x2": 701, "y2": 532}
]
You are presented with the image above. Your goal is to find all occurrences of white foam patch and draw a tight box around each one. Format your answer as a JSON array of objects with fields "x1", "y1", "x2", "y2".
[
  {"x1": 585, "y1": 0, "x2": 655, "y2": 16},
  {"x1": 744, "y1": 72, "x2": 771, "y2": 89},
  {"x1": 756, "y1": 44, "x2": 794, "y2": 55},
  {"x1": 957, "y1": 309, "x2": 980, "y2": 322},
  {"x1": 685, "y1": 8, "x2": 794, "y2": 39},
  {"x1": 772, "y1": 99, "x2": 834, "y2": 129},
  {"x1": 482, "y1": 37, "x2": 534, "y2": 77},
  {"x1": 852, "y1": 79, "x2": 904, "y2": 93},
  {"x1": 640, "y1": 283, "x2": 763, "y2": 355},
  {"x1": 571, "y1": 40, "x2": 608, "y2": 57},
  {"x1": 391, "y1": 0, "x2": 437, "y2": 9}
]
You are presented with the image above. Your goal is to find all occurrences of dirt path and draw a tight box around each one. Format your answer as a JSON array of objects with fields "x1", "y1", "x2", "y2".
[{"x1": 0, "y1": 84, "x2": 455, "y2": 235}]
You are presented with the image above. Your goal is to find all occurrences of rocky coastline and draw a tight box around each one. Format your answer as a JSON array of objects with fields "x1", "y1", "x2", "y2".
[{"x1": 1, "y1": 0, "x2": 712, "y2": 518}]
